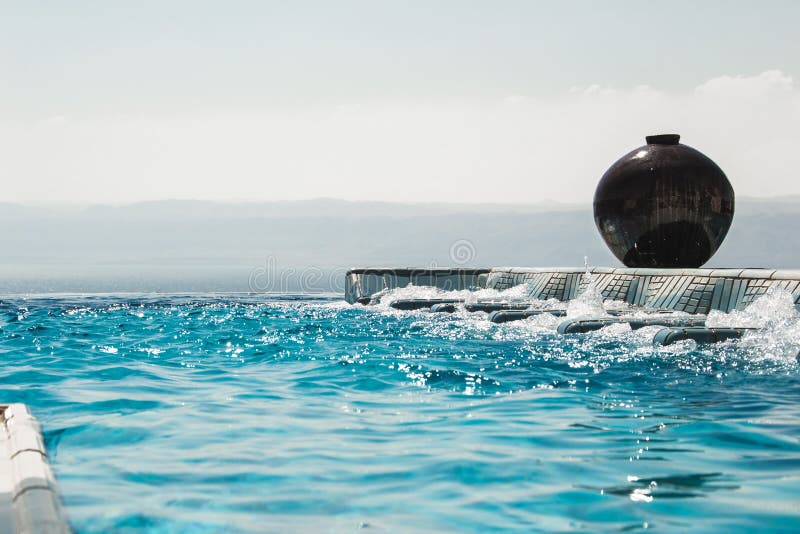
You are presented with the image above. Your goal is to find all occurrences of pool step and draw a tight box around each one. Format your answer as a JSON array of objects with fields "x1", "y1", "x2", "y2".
[
  {"x1": 488, "y1": 309, "x2": 567, "y2": 323},
  {"x1": 557, "y1": 316, "x2": 707, "y2": 334},
  {"x1": 653, "y1": 327, "x2": 755, "y2": 345},
  {"x1": 428, "y1": 301, "x2": 537, "y2": 313},
  {"x1": 489, "y1": 310, "x2": 631, "y2": 324},
  {"x1": 389, "y1": 298, "x2": 463, "y2": 310},
  {"x1": 392, "y1": 298, "x2": 536, "y2": 312},
  {"x1": 463, "y1": 301, "x2": 532, "y2": 313}
]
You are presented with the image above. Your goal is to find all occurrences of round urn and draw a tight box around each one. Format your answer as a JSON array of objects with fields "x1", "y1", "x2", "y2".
[{"x1": 593, "y1": 134, "x2": 734, "y2": 268}]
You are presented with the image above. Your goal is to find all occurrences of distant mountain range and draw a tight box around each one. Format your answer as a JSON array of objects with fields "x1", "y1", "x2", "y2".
[
  {"x1": 1, "y1": 197, "x2": 798, "y2": 293},
  {"x1": 0, "y1": 197, "x2": 584, "y2": 220}
]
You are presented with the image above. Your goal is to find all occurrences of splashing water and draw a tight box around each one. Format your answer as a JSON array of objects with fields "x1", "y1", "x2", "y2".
[
  {"x1": 707, "y1": 286, "x2": 799, "y2": 329},
  {"x1": 371, "y1": 281, "x2": 532, "y2": 309},
  {"x1": 566, "y1": 259, "x2": 609, "y2": 318},
  {"x1": 707, "y1": 286, "x2": 800, "y2": 363}
]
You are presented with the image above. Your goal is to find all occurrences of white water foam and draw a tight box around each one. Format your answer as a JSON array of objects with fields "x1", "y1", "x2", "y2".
[
  {"x1": 566, "y1": 276, "x2": 608, "y2": 319},
  {"x1": 706, "y1": 286, "x2": 800, "y2": 362},
  {"x1": 364, "y1": 274, "x2": 800, "y2": 364},
  {"x1": 706, "y1": 285, "x2": 799, "y2": 329},
  {"x1": 370, "y1": 282, "x2": 532, "y2": 310},
  {"x1": 566, "y1": 260, "x2": 613, "y2": 318}
]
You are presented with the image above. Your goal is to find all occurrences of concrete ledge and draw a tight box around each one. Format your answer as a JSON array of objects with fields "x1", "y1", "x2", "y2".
[
  {"x1": 1, "y1": 404, "x2": 70, "y2": 534},
  {"x1": 344, "y1": 268, "x2": 490, "y2": 304},
  {"x1": 346, "y1": 267, "x2": 491, "y2": 276},
  {"x1": 771, "y1": 269, "x2": 800, "y2": 280},
  {"x1": 345, "y1": 267, "x2": 800, "y2": 312},
  {"x1": 740, "y1": 269, "x2": 777, "y2": 279},
  {"x1": 488, "y1": 309, "x2": 567, "y2": 323},
  {"x1": 709, "y1": 269, "x2": 746, "y2": 277}
]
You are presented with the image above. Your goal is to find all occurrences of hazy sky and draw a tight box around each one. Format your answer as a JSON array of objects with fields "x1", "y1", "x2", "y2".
[{"x1": 2, "y1": 1, "x2": 799, "y2": 204}]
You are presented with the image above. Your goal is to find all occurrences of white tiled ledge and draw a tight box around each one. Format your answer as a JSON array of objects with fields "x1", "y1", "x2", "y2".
[{"x1": 1, "y1": 404, "x2": 69, "y2": 534}]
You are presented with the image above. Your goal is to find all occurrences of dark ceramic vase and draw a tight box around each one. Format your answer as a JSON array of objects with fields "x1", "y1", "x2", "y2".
[{"x1": 593, "y1": 134, "x2": 734, "y2": 268}]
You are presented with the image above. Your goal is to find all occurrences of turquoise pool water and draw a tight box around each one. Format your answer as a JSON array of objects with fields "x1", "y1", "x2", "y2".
[{"x1": 1, "y1": 295, "x2": 799, "y2": 532}]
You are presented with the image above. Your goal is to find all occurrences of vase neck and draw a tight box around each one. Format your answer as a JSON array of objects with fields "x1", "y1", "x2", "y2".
[{"x1": 646, "y1": 134, "x2": 680, "y2": 145}]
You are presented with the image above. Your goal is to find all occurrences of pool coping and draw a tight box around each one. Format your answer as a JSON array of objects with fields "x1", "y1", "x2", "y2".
[
  {"x1": 345, "y1": 266, "x2": 800, "y2": 311},
  {"x1": 0, "y1": 404, "x2": 70, "y2": 534}
]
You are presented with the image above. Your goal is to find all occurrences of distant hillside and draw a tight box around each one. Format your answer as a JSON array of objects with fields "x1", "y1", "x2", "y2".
[
  {"x1": 0, "y1": 198, "x2": 582, "y2": 221},
  {"x1": 0, "y1": 197, "x2": 797, "y2": 293}
]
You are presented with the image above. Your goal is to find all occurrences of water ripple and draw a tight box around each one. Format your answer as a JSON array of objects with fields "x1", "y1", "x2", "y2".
[{"x1": 1, "y1": 294, "x2": 798, "y2": 533}]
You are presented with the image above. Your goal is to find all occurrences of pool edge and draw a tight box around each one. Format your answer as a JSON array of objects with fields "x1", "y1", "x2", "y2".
[{"x1": 1, "y1": 404, "x2": 70, "y2": 534}]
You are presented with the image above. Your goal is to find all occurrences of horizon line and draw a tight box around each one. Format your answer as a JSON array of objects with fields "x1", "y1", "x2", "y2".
[{"x1": 2, "y1": 193, "x2": 799, "y2": 210}]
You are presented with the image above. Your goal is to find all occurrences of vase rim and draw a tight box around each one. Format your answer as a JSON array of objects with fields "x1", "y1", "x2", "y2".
[{"x1": 646, "y1": 134, "x2": 680, "y2": 145}]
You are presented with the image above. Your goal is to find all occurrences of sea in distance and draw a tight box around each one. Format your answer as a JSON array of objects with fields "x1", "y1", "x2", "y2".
[{"x1": 1, "y1": 285, "x2": 799, "y2": 533}]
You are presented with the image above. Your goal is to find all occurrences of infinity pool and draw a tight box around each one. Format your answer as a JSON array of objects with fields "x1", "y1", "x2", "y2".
[{"x1": 1, "y1": 295, "x2": 799, "y2": 532}]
